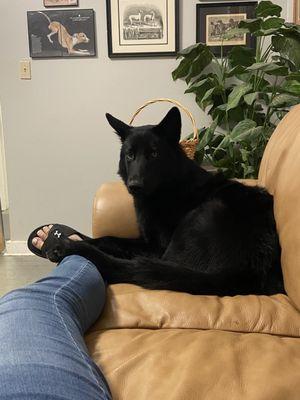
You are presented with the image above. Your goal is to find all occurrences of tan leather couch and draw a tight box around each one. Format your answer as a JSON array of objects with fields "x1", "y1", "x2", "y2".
[{"x1": 85, "y1": 105, "x2": 300, "y2": 399}]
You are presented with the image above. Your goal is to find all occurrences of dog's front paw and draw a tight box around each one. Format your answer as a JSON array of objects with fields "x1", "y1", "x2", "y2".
[
  {"x1": 45, "y1": 245, "x2": 65, "y2": 263},
  {"x1": 44, "y1": 237, "x2": 75, "y2": 263}
]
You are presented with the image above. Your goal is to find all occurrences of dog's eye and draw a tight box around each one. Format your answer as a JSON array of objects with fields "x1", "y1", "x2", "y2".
[
  {"x1": 126, "y1": 153, "x2": 134, "y2": 161},
  {"x1": 151, "y1": 151, "x2": 158, "y2": 158}
]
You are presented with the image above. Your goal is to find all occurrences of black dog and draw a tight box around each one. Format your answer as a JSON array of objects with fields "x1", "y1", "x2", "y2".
[{"x1": 46, "y1": 107, "x2": 284, "y2": 296}]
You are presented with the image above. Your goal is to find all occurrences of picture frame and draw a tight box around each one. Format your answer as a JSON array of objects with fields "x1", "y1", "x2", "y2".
[
  {"x1": 106, "y1": 0, "x2": 179, "y2": 58},
  {"x1": 196, "y1": 2, "x2": 257, "y2": 57},
  {"x1": 27, "y1": 9, "x2": 96, "y2": 58},
  {"x1": 44, "y1": 0, "x2": 79, "y2": 7},
  {"x1": 294, "y1": 0, "x2": 300, "y2": 25}
]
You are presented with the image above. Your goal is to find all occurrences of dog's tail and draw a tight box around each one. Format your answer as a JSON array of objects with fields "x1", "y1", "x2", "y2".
[{"x1": 37, "y1": 11, "x2": 51, "y2": 24}]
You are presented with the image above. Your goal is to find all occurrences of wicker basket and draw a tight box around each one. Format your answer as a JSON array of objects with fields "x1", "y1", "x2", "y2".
[{"x1": 129, "y1": 98, "x2": 199, "y2": 160}]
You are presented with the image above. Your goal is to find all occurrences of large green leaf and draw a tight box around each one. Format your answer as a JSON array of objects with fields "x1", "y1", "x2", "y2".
[
  {"x1": 228, "y1": 105, "x2": 249, "y2": 123},
  {"x1": 240, "y1": 148, "x2": 250, "y2": 162},
  {"x1": 227, "y1": 83, "x2": 252, "y2": 112},
  {"x1": 231, "y1": 126, "x2": 264, "y2": 143},
  {"x1": 172, "y1": 43, "x2": 212, "y2": 80},
  {"x1": 215, "y1": 135, "x2": 231, "y2": 151},
  {"x1": 197, "y1": 119, "x2": 218, "y2": 150},
  {"x1": 185, "y1": 48, "x2": 213, "y2": 82},
  {"x1": 272, "y1": 54, "x2": 297, "y2": 71},
  {"x1": 226, "y1": 65, "x2": 247, "y2": 77},
  {"x1": 270, "y1": 94, "x2": 300, "y2": 108},
  {"x1": 246, "y1": 62, "x2": 288, "y2": 76},
  {"x1": 262, "y1": 17, "x2": 284, "y2": 30},
  {"x1": 256, "y1": 1, "x2": 282, "y2": 18},
  {"x1": 228, "y1": 47, "x2": 256, "y2": 68},
  {"x1": 201, "y1": 87, "x2": 215, "y2": 104},
  {"x1": 230, "y1": 120, "x2": 256, "y2": 140},
  {"x1": 282, "y1": 80, "x2": 300, "y2": 95},
  {"x1": 176, "y1": 43, "x2": 204, "y2": 58},
  {"x1": 239, "y1": 18, "x2": 262, "y2": 33},
  {"x1": 272, "y1": 34, "x2": 300, "y2": 70},
  {"x1": 185, "y1": 77, "x2": 211, "y2": 94},
  {"x1": 286, "y1": 72, "x2": 300, "y2": 81},
  {"x1": 172, "y1": 57, "x2": 191, "y2": 80},
  {"x1": 255, "y1": 17, "x2": 285, "y2": 36},
  {"x1": 195, "y1": 87, "x2": 218, "y2": 110},
  {"x1": 255, "y1": 28, "x2": 282, "y2": 37},
  {"x1": 211, "y1": 104, "x2": 226, "y2": 122},
  {"x1": 195, "y1": 80, "x2": 216, "y2": 111},
  {"x1": 244, "y1": 92, "x2": 259, "y2": 105}
]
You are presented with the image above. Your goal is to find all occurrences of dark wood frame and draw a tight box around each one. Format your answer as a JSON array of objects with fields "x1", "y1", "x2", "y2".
[
  {"x1": 44, "y1": 0, "x2": 79, "y2": 7},
  {"x1": 196, "y1": 2, "x2": 257, "y2": 57},
  {"x1": 106, "y1": 0, "x2": 179, "y2": 58}
]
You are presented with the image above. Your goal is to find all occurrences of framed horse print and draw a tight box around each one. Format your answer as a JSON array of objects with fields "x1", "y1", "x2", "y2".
[
  {"x1": 106, "y1": 0, "x2": 179, "y2": 58},
  {"x1": 196, "y1": 2, "x2": 257, "y2": 57}
]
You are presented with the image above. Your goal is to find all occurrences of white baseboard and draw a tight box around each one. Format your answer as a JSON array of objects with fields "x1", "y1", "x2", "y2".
[{"x1": 4, "y1": 241, "x2": 31, "y2": 255}]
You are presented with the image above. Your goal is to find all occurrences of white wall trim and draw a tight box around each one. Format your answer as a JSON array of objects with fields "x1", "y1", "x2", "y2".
[
  {"x1": 4, "y1": 241, "x2": 31, "y2": 255},
  {"x1": 287, "y1": 0, "x2": 293, "y2": 21},
  {"x1": 0, "y1": 105, "x2": 9, "y2": 211}
]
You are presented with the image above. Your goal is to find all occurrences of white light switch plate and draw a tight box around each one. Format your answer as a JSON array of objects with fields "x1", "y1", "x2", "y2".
[{"x1": 20, "y1": 59, "x2": 31, "y2": 80}]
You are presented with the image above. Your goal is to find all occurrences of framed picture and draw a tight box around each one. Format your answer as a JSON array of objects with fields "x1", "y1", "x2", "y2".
[
  {"x1": 27, "y1": 9, "x2": 96, "y2": 58},
  {"x1": 44, "y1": 0, "x2": 79, "y2": 6},
  {"x1": 295, "y1": 0, "x2": 300, "y2": 24},
  {"x1": 106, "y1": 0, "x2": 179, "y2": 58},
  {"x1": 196, "y1": 2, "x2": 257, "y2": 57}
]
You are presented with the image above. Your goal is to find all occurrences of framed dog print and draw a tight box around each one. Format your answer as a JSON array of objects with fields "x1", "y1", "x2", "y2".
[
  {"x1": 196, "y1": 2, "x2": 257, "y2": 57},
  {"x1": 295, "y1": 0, "x2": 300, "y2": 24},
  {"x1": 27, "y1": 9, "x2": 96, "y2": 58},
  {"x1": 106, "y1": 0, "x2": 179, "y2": 58},
  {"x1": 44, "y1": 0, "x2": 78, "y2": 6}
]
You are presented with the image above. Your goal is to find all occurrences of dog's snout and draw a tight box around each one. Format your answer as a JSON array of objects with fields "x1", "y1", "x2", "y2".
[{"x1": 128, "y1": 180, "x2": 144, "y2": 195}]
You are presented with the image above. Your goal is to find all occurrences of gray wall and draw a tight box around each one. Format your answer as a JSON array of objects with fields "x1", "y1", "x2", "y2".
[{"x1": 0, "y1": 0, "x2": 292, "y2": 240}]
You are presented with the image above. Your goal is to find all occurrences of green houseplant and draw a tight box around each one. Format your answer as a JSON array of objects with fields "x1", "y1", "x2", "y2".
[{"x1": 172, "y1": 1, "x2": 300, "y2": 178}]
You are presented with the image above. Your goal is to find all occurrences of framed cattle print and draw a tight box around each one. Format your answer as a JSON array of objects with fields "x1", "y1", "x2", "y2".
[
  {"x1": 27, "y1": 9, "x2": 96, "y2": 58},
  {"x1": 196, "y1": 2, "x2": 257, "y2": 57},
  {"x1": 106, "y1": 0, "x2": 179, "y2": 58}
]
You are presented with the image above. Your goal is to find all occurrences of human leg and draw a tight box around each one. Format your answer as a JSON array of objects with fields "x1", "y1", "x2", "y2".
[{"x1": 0, "y1": 255, "x2": 111, "y2": 400}]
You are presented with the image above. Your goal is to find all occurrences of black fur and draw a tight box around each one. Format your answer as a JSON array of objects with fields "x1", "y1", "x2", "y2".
[{"x1": 47, "y1": 107, "x2": 284, "y2": 296}]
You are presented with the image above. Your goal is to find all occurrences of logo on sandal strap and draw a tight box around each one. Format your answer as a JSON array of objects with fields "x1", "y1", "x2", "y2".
[{"x1": 54, "y1": 230, "x2": 61, "y2": 238}]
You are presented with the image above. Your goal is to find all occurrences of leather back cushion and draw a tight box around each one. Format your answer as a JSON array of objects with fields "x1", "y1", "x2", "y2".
[
  {"x1": 259, "y1": 104, "x2": 300, "y2": 308},
  {"x1": 92, "y1": 182, "x2": 139, "y2": 239}
]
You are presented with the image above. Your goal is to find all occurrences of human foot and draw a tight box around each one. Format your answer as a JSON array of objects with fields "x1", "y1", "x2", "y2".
[{"x1": 32, "y1": 224, "x2": 83, "y2": 251}]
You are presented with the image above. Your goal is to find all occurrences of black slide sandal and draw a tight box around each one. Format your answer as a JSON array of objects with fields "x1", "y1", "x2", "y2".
[{"x1": 27, "y1": 224, "x2": 90, "y2": 259}]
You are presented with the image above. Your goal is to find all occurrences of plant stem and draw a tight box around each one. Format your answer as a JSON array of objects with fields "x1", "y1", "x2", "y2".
[{"x1": 264, "y1": 76, "x2": 279, "y2": 129}]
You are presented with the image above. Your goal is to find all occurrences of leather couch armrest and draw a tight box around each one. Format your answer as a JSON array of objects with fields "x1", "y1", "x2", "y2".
[{"x1": 92, "y1": 181, "x2": 140, "y2": 239}]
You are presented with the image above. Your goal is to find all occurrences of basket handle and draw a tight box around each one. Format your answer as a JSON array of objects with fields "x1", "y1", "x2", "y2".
[{"x1": 129, "y1": 98, "x2": 198, "y2": 140}]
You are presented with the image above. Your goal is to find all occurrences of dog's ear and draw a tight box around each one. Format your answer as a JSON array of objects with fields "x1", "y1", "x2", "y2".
[
  {"x1": 106, "y1": 113, "x2": 131, "y2": 142},
  {"x1": 155, "y1": 107, "x2": 181, "y2": 144}
]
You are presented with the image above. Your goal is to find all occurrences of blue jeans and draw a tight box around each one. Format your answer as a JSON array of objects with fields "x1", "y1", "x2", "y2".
[{"x1": 0, "y1": 255, "x2": 112, "y2": 399}]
